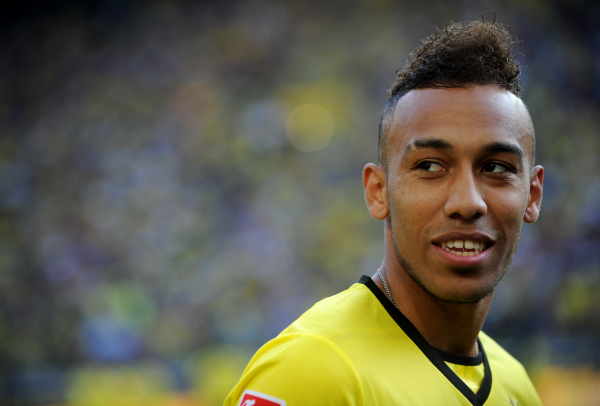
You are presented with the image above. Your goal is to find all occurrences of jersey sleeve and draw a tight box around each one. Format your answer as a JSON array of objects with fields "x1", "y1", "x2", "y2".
[
  {"x1": 224, "y1": 333, "x2": 364, "y2": 406},
  {"x1": 515, "y1": 363, "x2": 543, "y2": 406}
]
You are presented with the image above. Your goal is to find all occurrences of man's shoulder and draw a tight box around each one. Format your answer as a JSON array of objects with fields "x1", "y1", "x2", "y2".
[
  {"x1": 280, "y1": 281, "x2": 382, "y2": 338},
  {"x1": 479, "y1": 331, "x2": 524, "y2": 370},
  {"x1": 480, "y1": 331, "x2": 541, "y2": 403},
  {"x1": 224, "y1": 331, "x2": 365, "y2": 406},
  {"x1": 224, "y1": 280, "x2": 402, "y2": 406}
]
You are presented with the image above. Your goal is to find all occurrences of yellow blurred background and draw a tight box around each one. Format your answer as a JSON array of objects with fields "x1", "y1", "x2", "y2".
[{"x1": 0, "y1": 0, "x2": 599, "y2": 404}]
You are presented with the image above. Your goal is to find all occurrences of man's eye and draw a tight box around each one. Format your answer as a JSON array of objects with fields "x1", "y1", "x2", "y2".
[
  {"x1": 483, "y1": 162, "x2": 508, "y2": 173},
  {"x1": 419, "y1": 162, "x2": 445, "y2": 172}
]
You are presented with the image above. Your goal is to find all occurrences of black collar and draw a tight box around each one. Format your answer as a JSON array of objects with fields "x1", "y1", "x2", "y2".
[{"x1": 359, "y1": 275, "x2": 492, "y2": 406}]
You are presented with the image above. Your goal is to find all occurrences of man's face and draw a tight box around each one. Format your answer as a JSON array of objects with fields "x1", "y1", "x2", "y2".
[{"x1": 382, "y1": 85, "x2": 542, "y2": 303}]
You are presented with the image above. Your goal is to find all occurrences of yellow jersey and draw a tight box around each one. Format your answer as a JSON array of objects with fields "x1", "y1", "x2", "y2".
[{"x1": 225, "y1": 276, "x2": 542, "y2": 406}]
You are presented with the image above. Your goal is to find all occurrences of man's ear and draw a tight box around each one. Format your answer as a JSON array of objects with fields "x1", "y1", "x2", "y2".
[
  {"x1": 524, "y1": 165, "x2": 544, "y2": 223},
  {"x1": 363, "y1": 163, "x2": 389, "y2": 220}
]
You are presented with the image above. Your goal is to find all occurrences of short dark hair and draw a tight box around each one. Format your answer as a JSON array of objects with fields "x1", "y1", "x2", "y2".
[{"x1": 378, "y1": 19, "x2": 522, "y2": 169}]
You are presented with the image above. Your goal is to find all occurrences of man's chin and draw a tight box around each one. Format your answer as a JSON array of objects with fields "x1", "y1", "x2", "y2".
[
  {"x1": 396, "y1": 246, "x2": 505, "y2": 303},
  {"x1": 423, "y1": 277, "x2": 499, "y2": 303},
  {"x1": 432, "y1": 288, "x2": 494, "y2": 304},
  {"x1": 407, "y1": 267, "x2": 499, "y2": 303}
]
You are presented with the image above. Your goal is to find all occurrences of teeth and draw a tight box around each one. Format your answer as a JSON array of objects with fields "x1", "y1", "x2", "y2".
[
  {"x1": 441, "y1": 241, "x2": 488, "y2": 256},
  {"x1": 438, "y1": 237, "x2": 491, "y2": 256},
  {"x1": 445, "y1": 249, "x2": 482, "y2": 256},
  {"x1": 440, "y1": 241, "x2": 489, "y2": 250}
]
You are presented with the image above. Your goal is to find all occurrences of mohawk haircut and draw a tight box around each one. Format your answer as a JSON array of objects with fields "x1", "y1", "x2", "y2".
[{"x1": 378, "y1": 18, "x2": 522, "y2": 169}]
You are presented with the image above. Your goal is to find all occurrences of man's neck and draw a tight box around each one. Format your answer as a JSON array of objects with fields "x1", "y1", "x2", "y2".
[{"x1": 374, "y1": 258, "x2": 492, "y2": 357}]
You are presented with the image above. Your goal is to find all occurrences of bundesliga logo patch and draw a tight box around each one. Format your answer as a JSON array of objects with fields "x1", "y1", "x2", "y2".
[{"x1": 238, "y1": 389, "x2": 287, "y2": 406}]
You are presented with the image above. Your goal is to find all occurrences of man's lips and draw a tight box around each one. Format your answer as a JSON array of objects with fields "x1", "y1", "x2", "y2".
[
  {"x1": 432, "y1": 231, "x2": 495, "y2": 245},
  {"x1": 433, "y1": 243, "x2": 494, "y2": 266},
  {"x1": 432, "y1": 232, "x2": 496, "y2": 263}
]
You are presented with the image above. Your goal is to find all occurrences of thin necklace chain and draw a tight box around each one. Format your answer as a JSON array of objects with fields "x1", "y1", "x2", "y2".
[
  {"x1": 378, "y1": 269, "x2": 397, "y2": 308},
  {"x1": 376, "y1": 269, "x2": 479, "y2": 356}
]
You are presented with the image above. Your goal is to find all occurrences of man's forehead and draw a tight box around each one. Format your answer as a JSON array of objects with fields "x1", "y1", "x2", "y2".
[
  {"x1": 391, "y1": 86, "x2": 531, "y2": 130},
  {"x1": 387, "y1": 86, "x2": 535, "y2": 161}
]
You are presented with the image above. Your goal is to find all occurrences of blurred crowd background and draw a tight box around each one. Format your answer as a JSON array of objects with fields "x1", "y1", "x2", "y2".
[{"x1": 1, "y1": 0, "x2": 599, "y2": 405}]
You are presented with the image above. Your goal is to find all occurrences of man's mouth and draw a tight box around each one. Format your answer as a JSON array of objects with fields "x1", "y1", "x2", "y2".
[{"x1": 434, "y1": 240, "x2": 492, "y2": 257}]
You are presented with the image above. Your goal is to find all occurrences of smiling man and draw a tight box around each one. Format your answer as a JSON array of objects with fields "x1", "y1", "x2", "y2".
[{"x1": 226, "y1": 19, "x2": 544, "y2": 406}]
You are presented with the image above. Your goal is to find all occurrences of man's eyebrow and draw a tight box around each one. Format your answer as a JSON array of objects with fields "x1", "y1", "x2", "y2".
[
  {"x1": 402, "y1": 138, "x2": 453, "y2": 157},
  {"x1": 482, "y1": 142, "x2": 524, "y2": 159},
  {"x1": 401, "y1": 138, "x2": 525, "y2": 161}
]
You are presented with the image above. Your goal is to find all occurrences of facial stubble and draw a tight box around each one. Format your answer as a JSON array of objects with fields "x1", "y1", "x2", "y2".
[{"x1": 387, "y1": 208, "x2": 510, "y2": 304}]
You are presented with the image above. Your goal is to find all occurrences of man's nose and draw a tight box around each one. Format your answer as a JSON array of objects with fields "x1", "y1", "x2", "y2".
[{"x1": 443, "y1": 170, "x2": 487, "y2": 220}]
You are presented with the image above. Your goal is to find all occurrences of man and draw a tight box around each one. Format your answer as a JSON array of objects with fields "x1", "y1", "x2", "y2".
[{"x1": 225, "y1": 19, "x2": 544, "y2": 406}]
